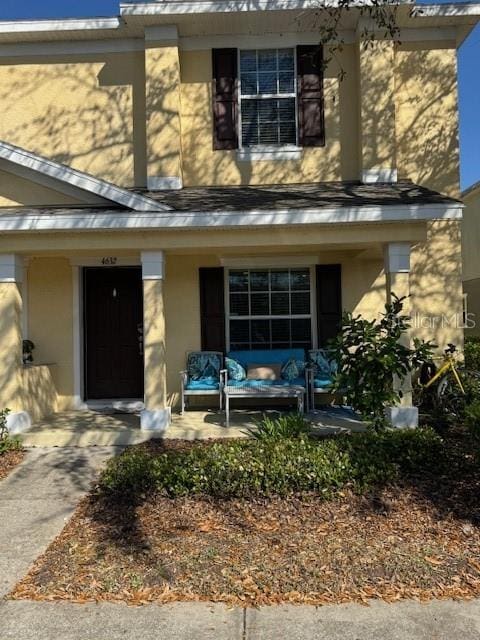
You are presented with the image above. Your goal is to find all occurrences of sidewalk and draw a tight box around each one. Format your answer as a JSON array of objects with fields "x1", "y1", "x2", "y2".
[
  {"x1": 0, "y1": 598, "x2": 479, "y2": 639},
  {"x1": 0, "y1": 446, "x2": 116, "y2": 598}
]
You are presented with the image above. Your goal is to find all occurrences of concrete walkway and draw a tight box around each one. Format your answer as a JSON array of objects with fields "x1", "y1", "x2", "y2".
[
  {"x1": 0, "y1": 598, "x2": 479, "y2": 639},
  {"x1": 0, "y1": 446, "x2": 116, "y2": 598}
]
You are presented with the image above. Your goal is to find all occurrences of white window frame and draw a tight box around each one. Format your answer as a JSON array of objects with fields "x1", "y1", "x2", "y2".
[
  {"x1": 237, "y1": 47, "x2": 300, "y2": 153},
  {"x1": 224, "y1": 266, "x2": 317, "y2": 351}
]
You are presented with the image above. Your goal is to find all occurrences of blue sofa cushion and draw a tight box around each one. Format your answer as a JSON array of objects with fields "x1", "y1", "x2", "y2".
[
  {"x1": 225, "y1": 356, "x2": 246, "y2": 381},
  {"x1": 313, "y1": 377, "x2": 333, "y2": 390},
  {"x1": 281, "y1": 358, "x2": 299, "y2": 381},
  {"x1": 185, "y1": 377, "x2": 219, "y2": 391},
  {"x1": 187, "y1": 352, "x2": 222, "y2": 381}
]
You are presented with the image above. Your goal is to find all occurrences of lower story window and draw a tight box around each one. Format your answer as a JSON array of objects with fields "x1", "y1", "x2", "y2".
[{"x1": 227, "y1": 268, "x2": 313, "y2": 350}]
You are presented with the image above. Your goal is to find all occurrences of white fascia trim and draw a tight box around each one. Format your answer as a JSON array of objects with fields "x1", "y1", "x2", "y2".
[
  {"x1": 0, "y1": 38, "x2": 145, "y2": 59},
  {"x1": 0, "y1": 254, "x2": 24, "y2": 282},
  {"x1": 417, "y1": 3, "x2": 480, "y2": 18},
  {"x1": 0, "y1": 203, "x2": 463, "y2": 232},
  {"x1": 145, "y1": 25, "x2": 178, "y2": 43},
  {"x1": 0, "y1": 17, "x2": 122, "y2": 34},
  {"x1": 121, "y1": 0, "x2": 397, "y2": 16},
  {"x1": 0, "y1": 141, "x2": 166, "y2": 212}
]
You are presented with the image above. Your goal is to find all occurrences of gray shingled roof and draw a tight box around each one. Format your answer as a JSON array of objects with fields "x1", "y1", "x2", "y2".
[{"x1": 135, "y1": 181, "x2": 460, "y2": 213}]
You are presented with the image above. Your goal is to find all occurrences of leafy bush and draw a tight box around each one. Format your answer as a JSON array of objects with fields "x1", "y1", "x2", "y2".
[
  {"x1": 465, "y1": 399, "x2": 480, "y2": 442},
  {"x1": 330, "y1": 295, "x2": 434, "y2": 431},
  {"x1": 0, "y1": 408, "x2": 22, "y2": 455},
  {"x1": 464, "y1": 337, "x2": 480, "y2": 372},
  {"x1": 100, "y1": 428, "x2": 443, "y2": 499},
  {"x1": 248, "y1": 413, "x2": 311, "y2": 441}
]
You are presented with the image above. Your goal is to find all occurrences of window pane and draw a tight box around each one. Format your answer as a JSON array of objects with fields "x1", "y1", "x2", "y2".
[
  {"x1": 278, "y1": 98, "x2": 295, "y2": 121},
  {"x1": 229, "y1": 271, "x2": 248, "y2": 292},
  {"x1": 259, "y1": 122, "x2": 279, "y2": 145},
  {"x1": 230, "y1": 293, "x2": 249, "y2": 316},
  {"x1": 291, "y1": 269, "x2": 310, "y2": 290},
  {"x1": 291, "y1": 319, "x2": 311, "y2": 342},
  {"x1": 271, "y1": 292, "x2": 290, "y2": 315},
  {"x1": 258, "y1": 99, "x2": 277, "y2": 122},
  {"x1": 279, "y1": 123, "x2": 296, "y2": 145},
  {"x1": 279, "y1": 72, "x2": 294, "y2": 93},
  {"x1": 241, "y1": 72, "x2": 257, "y2": 95},
  {"x1": 250, "y1": 271, "x2": 269, "y2": 291},
  {"x1": 251, "y1": 293, "x2": 269, "y2": 316},
  {"x1": 258, "y1": 72, "x2": 277, "y2": 94},
  {"x1": 241, "y1": 100, "x2": 258, "y2": 121},
  {"x1": 241, "y1": 121, "x2": 259, "y2": 147},
  {"x1": 230, "y1": 320, "x2": 250, "y2": 343},
  {"x1": 291, "y1": 292, "x2": 310, "y2": 315},
  {"x1": 271, "y1": 270, "x2": 289, "y2": 291},
  {"x1": 251, "y1": 320, "x2": 270, "y2": 344},
  {"x1": 272, "y1": 319, "x2": 290, "y2": 342},
  {"x1": 278, "y1": 49, "x2": 294, "y2": 71},
  {"x1": 258, "y1": 49, "x2": 276, "y2": 71},
  {"x1": 240, "y1": 50, "x2": 257, "y2": 73}
]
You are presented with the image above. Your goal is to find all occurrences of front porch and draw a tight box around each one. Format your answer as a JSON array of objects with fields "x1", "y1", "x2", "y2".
[
  {"x1": 20, "y1": 407, "x2": 365, "y2": 447},
  {"x1": 0, "y1": 181, "x2": 464, "y2": 435}
]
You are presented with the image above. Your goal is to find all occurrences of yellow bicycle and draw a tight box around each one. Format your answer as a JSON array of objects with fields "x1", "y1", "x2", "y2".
[{"x1": 417, "y1": 344, "x2": 480, "y2": 418}]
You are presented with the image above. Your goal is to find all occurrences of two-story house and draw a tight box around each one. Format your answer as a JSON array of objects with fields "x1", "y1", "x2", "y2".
[{"x1": 0, "y1": 1, "x2": 478, "y2": 434}]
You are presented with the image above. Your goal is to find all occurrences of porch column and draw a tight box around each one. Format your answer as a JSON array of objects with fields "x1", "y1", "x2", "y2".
[
  {"x1": 357, "y1": 32, "x2": 397, "y2": 183},
  {"x1": 0, "y1": 255, "x2": 30, "y2": 433},
  {"x1": 140, "y1": 251, "x2": 171, "y2": 432},
  {"x1": 384, "y1": 243, "x2": 418, "y2": 428}
]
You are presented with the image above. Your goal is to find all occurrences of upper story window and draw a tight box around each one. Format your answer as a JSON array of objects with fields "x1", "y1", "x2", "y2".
[
  {"x1": 212, "y1": 46, "x2": 325, "y2": 153},
  {"x1": 239, "y1": 49, "x2": 297, "y2": 148}
]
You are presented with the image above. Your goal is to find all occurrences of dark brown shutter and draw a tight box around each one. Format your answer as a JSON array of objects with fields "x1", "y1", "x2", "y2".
[
  {"x1": 297, "y1": 45, "x2": 325, "y2": 147},
  {"x1": 316, "y1": 264, "x2": 342, "y2": 347},
  {"x1": 199, "y1": 267, "x2": 226, "y2": 353},
  {"x1": 212, "y1": 48, "x2": 238, "y2": 150}
]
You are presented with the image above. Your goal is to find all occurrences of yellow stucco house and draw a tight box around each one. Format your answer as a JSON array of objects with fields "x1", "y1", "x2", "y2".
[
  {"x1": 462, "y1": 181, "x2": 480, "y2": 336},
  {"x1": 0, "y1": 1, "x2": 478, "y2": 434}
]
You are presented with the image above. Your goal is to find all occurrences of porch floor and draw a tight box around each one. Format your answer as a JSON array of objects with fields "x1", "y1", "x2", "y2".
[{"x1": 20, "y1": 407, "x2": 365, "y2": 448}]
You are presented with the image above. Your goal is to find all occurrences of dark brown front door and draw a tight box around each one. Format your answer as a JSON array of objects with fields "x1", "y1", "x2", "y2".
[{"x1": 84, "y1": 267, "x2": 144, "y2": 399}]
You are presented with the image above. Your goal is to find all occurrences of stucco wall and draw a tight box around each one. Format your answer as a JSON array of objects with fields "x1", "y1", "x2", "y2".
[
  {"x1": 394, "y1": 42, "x2": 460, "y2": 198},
  {"x1": 0, "y1": 51, "x2": 146, "y2": 192},
  {"x1": 27, "y1": 257, "x2": 74, "y2": 410},
  {"x1": 462, "y1": 186, "x2": 480, "y2": 336}
]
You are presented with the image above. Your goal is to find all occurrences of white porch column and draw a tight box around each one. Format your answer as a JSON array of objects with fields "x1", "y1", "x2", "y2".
[
  {"x1": 384, "y1": 243, "x2": 418, "y2": 428},
  {"x1": 0, "y1": 254, "x2": 31, "y2": 434},
  {"x1": 140, "y1": 251, "x2": 171, "y2": 432}
]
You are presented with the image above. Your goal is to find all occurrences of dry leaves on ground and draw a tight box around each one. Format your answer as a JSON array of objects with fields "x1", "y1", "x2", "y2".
[
  {"x1": 0, "y1": 449, "x2": 25, "y2": 481},
  {"x1": 10, "y1": 433, "x2": 480, "y2": 607}
]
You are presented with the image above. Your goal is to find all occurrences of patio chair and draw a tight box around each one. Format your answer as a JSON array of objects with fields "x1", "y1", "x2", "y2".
[
  {"x1": 180, "y1": 351, "x2": 225, "y2": 415},
  {"x1": 306, "y1": 349, "x2": 339, "y2": 411}
]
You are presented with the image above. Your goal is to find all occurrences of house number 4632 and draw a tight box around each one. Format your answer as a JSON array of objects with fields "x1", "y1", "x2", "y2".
[{"x1": 101, "y1": 257, "x2": 117, "y2": 265}]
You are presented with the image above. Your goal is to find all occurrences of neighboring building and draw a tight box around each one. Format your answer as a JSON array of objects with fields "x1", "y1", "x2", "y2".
[
  {"x1": 462, "y1": 181, "x2": 480, "y2": 336},
  {"x1": 0, "y1": 1, "x2": 478, "y2": 432}
]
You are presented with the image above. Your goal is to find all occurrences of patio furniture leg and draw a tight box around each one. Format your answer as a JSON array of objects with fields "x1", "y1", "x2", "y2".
[
  {"x1": 181, "y1": 387, "x2": 185, "y2": 415},
  {"x1": 225, "y1": 393, "x2": 230, "y2": 427},
  {"x1": 298, "y1": 393, "x2": 304, "y2": 415}
]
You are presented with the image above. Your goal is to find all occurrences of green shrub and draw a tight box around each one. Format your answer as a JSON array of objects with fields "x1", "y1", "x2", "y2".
[
  {"x1": 465, "y1": 398, "x2": 480, "y2": 442},
  {"x1": 329, "y1": 295, "x2": 434, "y2": 432},
  {"x1": 464, "y1": 337, "x2": 480, "y2": 371},
  {"x1": 100, "y1": 428, "x2": 443, "y2": 499},
  {"x1": 248, "y1": 413, "x2": 311, "y2": 441},
  {"x1": 0, "y1": 408, "x2": 22, "y2": 455}
]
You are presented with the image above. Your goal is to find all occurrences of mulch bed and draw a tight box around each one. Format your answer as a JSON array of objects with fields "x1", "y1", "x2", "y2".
[
  {"x1": 10, "y1": 433, "x2": 480, "y2": 607},
  {"x1": 0, "y1": 449, "x2": 25, "y2": 481}
]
